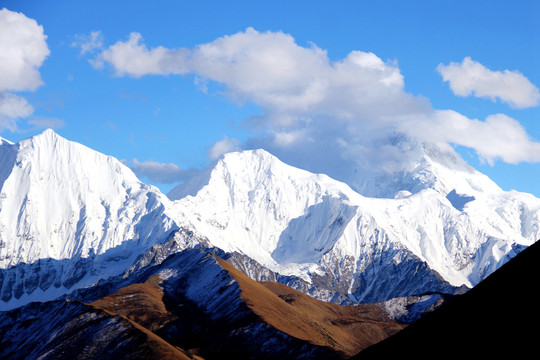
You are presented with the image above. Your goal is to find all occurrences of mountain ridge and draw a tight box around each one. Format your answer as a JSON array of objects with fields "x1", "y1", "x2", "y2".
[
  {"x1": 0, "y1": 247, "x2": 404, "y2": 359},
  {"x1": 168, "y1": 145, "x2": 538, "y2": 302},
  {"x1": 0, "y1": 129, "x2": 538, "y2": 311}
]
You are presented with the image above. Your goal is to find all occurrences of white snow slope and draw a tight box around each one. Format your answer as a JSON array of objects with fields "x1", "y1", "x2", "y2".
[
  {"x1": 1, "y1": 129, "x2": 539, "y2": 309},
  {"x1": 0, "y1": 129, "x2": 178, "y2": 309},
  {"x1": 169, "y1": 145, "x2": 540, "y2": 301}
]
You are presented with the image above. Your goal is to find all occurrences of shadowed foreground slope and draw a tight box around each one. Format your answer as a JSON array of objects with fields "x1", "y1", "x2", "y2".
[
  {"x1": 353, "y1": 240, "x2": 540, "y2": 358},
  {"x1": 0, "y1": 298, "x2": 192, "y2": 360}
]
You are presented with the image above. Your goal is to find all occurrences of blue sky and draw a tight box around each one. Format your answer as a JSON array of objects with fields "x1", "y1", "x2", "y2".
[{"x1": 1, "y1": 0, "x2": 540, "y2": 196}]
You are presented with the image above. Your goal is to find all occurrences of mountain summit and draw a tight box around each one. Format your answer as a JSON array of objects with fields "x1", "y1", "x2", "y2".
[
  {"x1": 0, "y1": 129, "x2": 178, "y2": 309},
  {"x1": 169, "y1": 146, "x2": 540, "y2": 302}
]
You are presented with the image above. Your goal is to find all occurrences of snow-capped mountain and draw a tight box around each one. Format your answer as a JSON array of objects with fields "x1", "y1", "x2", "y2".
[
  {"x1": 0, "y1": 129, "x2": 178, "y2": 309},
  {"x1": 0, "y1": 129, "x2": 539, "y2": 310},
  {"x1": 169, "y1": 143, "x2": 540, "y2": 302}
]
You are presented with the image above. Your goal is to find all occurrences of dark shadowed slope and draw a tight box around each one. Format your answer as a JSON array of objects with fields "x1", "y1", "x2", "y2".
[
  {"x1": 352, "y1": 239, "x2": 540, "y2": 359},
  {"x1": 0, "y1": 299, "x2": 192, "y2": 360}
]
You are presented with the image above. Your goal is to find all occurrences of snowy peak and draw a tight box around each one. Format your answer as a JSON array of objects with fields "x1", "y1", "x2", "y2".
[
  {"x1": 168, "y1": 145, "x2": 540, "y2": 302},
  {"x1": 23, "y1": 128, "x2": 64, "y2": 145},
  {"x1": 14, "y1": 129, "x2": 140, "y2": 186},
  {"x1": 0, "y1": 129, "x2": 178, "y2": 308},
  {"x1": 350, "y1": 134, "x2": 502, "y2": 198},
  {"x1": 169, "y1": 148, "x2": 357, "y2": 201},
  {"x1": 170, "y1": 149, "x2": 359, "y2": 263},
  {"x1": 421, "y1": 141, "x2": 472, "y2": 172},
  {"x1": 418, "y1": 141, "x2": 501, "y2": 196},
  {"x1": 1, "y1": 130, "x2": 539, "y2": 311}
]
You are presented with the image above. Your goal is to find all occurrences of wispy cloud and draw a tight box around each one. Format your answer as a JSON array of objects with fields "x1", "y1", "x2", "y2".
[
  {"x1": 129, "y1": 158, "x2": 190, "y2": 184},
  {"x1": 0, "y1": 93, "x2": 33, "y2": 131},
  {"x1": 71, "y1": 30, "x2": 103, "y2": 55},
  {"x1": 437, "y1": 57, "x2": 540, "y2": 109},
  {"x1": 27, "y1": 116, "x2": 65, "y2": 130}
]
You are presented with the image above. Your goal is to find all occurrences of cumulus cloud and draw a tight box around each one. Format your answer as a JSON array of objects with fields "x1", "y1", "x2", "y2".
[
  {"x1": 94, "y1": 28, "x2": 427, "y2": 125},
  {"x1": 92, "y1": 28, "x2": 540, "y2": 187},
  {"x1": 0, "y1": 8, "x2": 49, "y2": 131},
  {"x1": 403, "y1": 110, "x2": 540, "y2": 165},
  {"x1": 92, "y1": 32, "x2": 190, "y2": 77},
  {"x1": 437, "y1": 57, "x2": 540, "y2": 109},
  {"x1": 130, "y1": 158, "x2": 190, "y2": 184}
]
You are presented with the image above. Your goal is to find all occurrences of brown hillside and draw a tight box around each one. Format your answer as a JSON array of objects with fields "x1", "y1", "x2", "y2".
[
  {"x1": 216, "y1": 257, "x2": 404, "y2": 357},
  {"x1": 90, "y1": 275, "x2": 177, "y2": 332},
  {"x1": 86, "y1": 255, "x2": 404, "y2": 359},
  {"x1": 89, "y1": 277, "x2": 199, "y2": 360}
]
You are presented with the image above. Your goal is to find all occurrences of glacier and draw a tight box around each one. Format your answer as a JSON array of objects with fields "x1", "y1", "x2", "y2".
[{"x1": 0, "y1": 129, "x2": 539, "y2": 310}]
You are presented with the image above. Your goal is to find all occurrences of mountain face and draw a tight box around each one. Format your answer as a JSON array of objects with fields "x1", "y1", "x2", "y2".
[
  {"x1": 168, "y1": 146, "x2": 539, "y2": 303},
  {"x1": 0, "y1": 129, "x2": 539, "y2": 312},
  {"x1": 0, "y1": 130, "x2": 178, "y2": 309},
  {"x1": 0, "y1": 247, "x2": 404, "y2": 360}
]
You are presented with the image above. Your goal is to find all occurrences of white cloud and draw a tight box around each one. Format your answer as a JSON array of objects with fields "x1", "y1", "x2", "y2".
[
  {"x1": 208, "y1": 136, "x2": 240, "y2": 160},
  {"x1": 437, "y1": 57, "x2": 540, "y2": 109},
  {"x1": 0, "y1": 8, "x2": 49, "y2": 131},
  {"x1": 93, "y1": 29, "x2": 540, "y2": 185},
  {"x1": 0, "y1": 93, "x2": 33, "y2": 119},
  {"x1": 0, "y1": 93, "x2": 33, "y2": 131},
  {"x1": 130, "y1": 158, "x2": 187, "y2": 184},
  {"x1": 94, "y1": 28, "x2": 427, "y2": 126},
  {"x1": 404, "y1": 111, "x2": 540, "y2": 165},
  {"x1": 93, "y1": 32, "x2": 189, "y2": 77},
  {"x1": 0, "y1": 8, "x2": 49, "y2": 92}
]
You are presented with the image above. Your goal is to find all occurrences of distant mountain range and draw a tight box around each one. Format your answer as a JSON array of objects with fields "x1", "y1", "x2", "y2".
[{"x1": 0, "y1": 129, "x2": 538, "y2": 358}]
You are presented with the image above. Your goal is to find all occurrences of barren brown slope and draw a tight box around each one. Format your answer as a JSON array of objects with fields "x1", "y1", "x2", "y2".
[
  {"x1": 83, "y1": 254, "x2": 403, "y2": 359},
  {"x1": 216, "y1": 257, "x2": 404, "y2": 357},
  {"x1": 88, "y1": 277, "x2": 199, "y2": 360},
  {"x1": 89, "y1": 305, "x2": 193, "y2": 360},
  {"x1": 89, "y1": 275, "x2": 178, "y2": 332}
]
